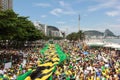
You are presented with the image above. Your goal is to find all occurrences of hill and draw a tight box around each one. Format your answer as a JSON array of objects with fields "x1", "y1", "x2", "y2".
[
  {"x1": 104, "y1": 29, "x2": 115, "y2": 37},
  {"x1": 84, "y1": 30, "x2": 104, "y2": 36},
  {"x1": 84, "y1": 29, "x2": 116, "y2": 37}
]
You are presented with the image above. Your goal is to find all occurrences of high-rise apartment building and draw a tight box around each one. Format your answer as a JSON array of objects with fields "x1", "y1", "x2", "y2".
[
  {"x1": 0, "y1": 0, "x2": 2, "y2": 10},
  {"x1": 0, "y1": 0, "x2": 12, "y2": 11}
]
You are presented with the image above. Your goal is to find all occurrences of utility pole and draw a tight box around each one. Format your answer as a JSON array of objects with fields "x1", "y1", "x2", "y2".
[
  {"x1": 66, "y1": 27, "x2": 68, "y2": 36},
  {"x1": 78, "y1": 14, "x2": 80, "y2": 31}
]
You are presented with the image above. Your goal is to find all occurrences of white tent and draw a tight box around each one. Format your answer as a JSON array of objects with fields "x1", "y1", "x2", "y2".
[
  {"x1": 104, "y1": 44, "x2": 114, "y2": 47},
  {"x1": 86, "y1": 42, "x2": 104, "y2": 46},
  {"x1": 111, "y1": 44, "x2": 120, "y2": 50},
  {"x1": 104, "y1": 43, "x2": 120, "y2": 50}
]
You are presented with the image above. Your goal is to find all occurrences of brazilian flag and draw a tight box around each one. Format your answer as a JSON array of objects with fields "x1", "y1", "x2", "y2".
[{"x1": 17, "y1": 44, "x2": 67, "y2": 80}]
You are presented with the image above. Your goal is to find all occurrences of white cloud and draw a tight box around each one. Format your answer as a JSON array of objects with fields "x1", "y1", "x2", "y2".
[
  {"x1": 88, "y1": 2, "x2": 114, "y2": 11},
  {"x1": 34, "y1": 3, "x2": 51, "y2": 7},
  {"x1": 88, "y1": 0, "x2": 120, "y2": 11},
  {"x1": 50, "y1": 8, "x2": 63, "y2": 16},
  {"x1": 50, "y1": 8, "x2": 76, "y2": 16},
  {"x1": 59, "y1": 1, "x2": 65, "y2": 6},
  {"x1": 51, "y1": 1, "x2": 77, "y2": 16},
  {"x1": 106, "y1": 11, "x2": 120, "y2": 17},
  {"x1": 59, "y1": 1, "x2": 69, "y2": 7},
  {"x1": 41, "y1": 15, "x2": 47, "y2": 18},
  {"x1": 87, "y1": 0, "x2": 120, "y2": 18}
]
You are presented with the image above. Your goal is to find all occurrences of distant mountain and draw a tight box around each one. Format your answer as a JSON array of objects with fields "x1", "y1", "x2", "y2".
[
  {"x1": 84, "y1": 29, "x2": 116, "y2": 37},
  {"x1": 84, "y1": 30, "x2": 104, "y2": 36},
  {"x1": 104, "y1": 29, "x2": 115, "y2": 37}
]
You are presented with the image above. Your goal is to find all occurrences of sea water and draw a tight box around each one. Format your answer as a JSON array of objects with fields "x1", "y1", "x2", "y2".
[{"x1": 104, "y1": 39, "x2": 120, "y2": 44}]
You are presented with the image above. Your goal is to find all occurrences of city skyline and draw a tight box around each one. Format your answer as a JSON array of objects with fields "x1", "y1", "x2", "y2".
[{"x1": 13, "y1": 0, "x2": 120, "y2": 35}]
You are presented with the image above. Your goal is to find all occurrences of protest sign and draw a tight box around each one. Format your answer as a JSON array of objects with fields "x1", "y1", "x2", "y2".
[{"x1": 4, "y1": 62, "x2": 12, "y2": 69}]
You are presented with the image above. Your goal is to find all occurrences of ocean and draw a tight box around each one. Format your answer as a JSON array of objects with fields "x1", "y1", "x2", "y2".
[{"x1": 104, "y1": 39, "x2": 120, "y2": 44}]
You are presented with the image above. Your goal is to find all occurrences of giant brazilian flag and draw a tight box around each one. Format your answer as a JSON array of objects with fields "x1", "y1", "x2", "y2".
[{"x1": 17, "y1": 43, "x2": 66, "y2": 80}]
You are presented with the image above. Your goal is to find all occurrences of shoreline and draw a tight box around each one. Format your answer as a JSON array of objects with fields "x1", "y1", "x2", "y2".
[{"x1": 85, "y1": 39, "x2": 120, "y2": 50}]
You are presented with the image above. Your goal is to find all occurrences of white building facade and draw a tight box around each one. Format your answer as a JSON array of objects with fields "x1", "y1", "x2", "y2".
[{"x1": 33, "y1": 21, "x2": 63, "y2": 37}]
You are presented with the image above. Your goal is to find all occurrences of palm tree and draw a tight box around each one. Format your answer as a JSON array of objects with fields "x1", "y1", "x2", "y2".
[{"x1": 77, "y1": 30, "x2": 85, "y2": 40}]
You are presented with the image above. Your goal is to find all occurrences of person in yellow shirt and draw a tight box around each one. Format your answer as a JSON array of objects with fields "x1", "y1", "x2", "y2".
[
  {"x1": 55, "y1": 69, "x2": 61, "y2": 76},
  {"x1": 37, "y1": 60, "x2": 41, "y2": 65},
  {"x1": 96, "y1": 77, "x2": 100, "y2": 80},
  {"x1": 65, "y1": 70, "x2": 72, "y2": 76},
  {"x1": 79, "y1": 73, "x2": 84, "y2": 80}
]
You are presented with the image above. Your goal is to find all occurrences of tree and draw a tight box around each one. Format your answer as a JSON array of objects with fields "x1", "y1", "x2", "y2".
[
  {"x1": 66, "y1": 30, "x2": 85, "y2": 41},
  {"x1": 0, "y1": 10, "x2": 18, "y2": 40},
  {"x1": 77, "y1": 30, "x2": 85, "y2": 40},
  {"x1": 66, "y1": 32, "x2": 78, "y2": 41},
  {"x1": 0, "y1": 10, "x2": 45, "y2": 48}
]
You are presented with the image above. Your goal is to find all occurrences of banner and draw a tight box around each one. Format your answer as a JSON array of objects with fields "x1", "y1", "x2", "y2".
[
  {"x1": 55, "y1": 44, "x2": 66, "y2": 64},
  {"x1": 40, "y1": 44, "x2": 48, "y2": 54},
  {"x1": 17, "y1": 70, "x2": 32, "y2": 80},
  {"x1": 17, "y1": 43, "x2": 67, "y2": 80},
  {"x1": 4, "y1": 62, "x2": 12, "y2": 69}
]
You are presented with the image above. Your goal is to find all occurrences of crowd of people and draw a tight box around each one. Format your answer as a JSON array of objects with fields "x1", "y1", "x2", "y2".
[
  {"x1": 0, "y1": 47, "x2": 43, "y2": 80},
  {"x1": 0, "y1": 40, "x2": 120, "y2": 80},
  {"x1": 57, "y1": 41, "x2": 120, "y2": 80}
]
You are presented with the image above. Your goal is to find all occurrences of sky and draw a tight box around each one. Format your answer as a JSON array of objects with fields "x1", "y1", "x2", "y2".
[{"x1": 14, "y1": 0, "x2": 120, "y2": 35}]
